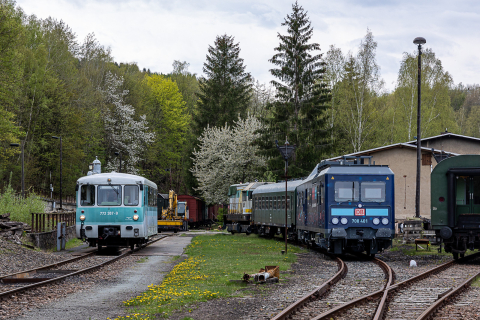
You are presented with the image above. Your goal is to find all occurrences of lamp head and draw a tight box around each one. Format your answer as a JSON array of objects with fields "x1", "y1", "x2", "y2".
[
  {"x1": 10, "y1": 143, "x2": 20, "y2": 147},
  {"x1": 413, "y1": 37, "x2": 426, "y2": 45},
  {"x1": 52, "y1": 136, "x2": 60, "y2": 139},
  {"x1": 115, "y1": 152, "x2": 119, "y2": 156}
]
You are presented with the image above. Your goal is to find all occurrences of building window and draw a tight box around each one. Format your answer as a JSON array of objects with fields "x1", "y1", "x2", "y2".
[{"x1": 422, "y1": 153, "x2": 432, "y2": 166}]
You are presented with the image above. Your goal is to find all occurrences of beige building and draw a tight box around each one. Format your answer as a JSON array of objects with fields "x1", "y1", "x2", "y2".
[{"x1": 329, "y1": 132, "x2": 480, "y2": 221}]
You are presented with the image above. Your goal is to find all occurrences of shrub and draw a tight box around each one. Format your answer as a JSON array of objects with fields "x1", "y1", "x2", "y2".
[
  {"x1": 216, "y1": 208, "x2": 227, "y2": 222},
  {"x1": 0, "y1": 178, "x2": 45, "y2": 225}
]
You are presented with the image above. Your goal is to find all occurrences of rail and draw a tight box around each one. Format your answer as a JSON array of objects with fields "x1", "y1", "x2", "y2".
[
  {"x1": 271, "y1": 256, "x2": 347, "y2": 320},
  {"x1": 30, "y1": 212, "x2": 75, "y2": 233}
]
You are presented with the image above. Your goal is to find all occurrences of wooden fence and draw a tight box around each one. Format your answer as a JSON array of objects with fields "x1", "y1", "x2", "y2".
[{"x1": 31, "y1": 212, "x2": 76, "y2": 233}]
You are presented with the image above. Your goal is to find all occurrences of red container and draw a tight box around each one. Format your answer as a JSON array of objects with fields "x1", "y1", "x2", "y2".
[{"x1": 177, "y1": 195, "x2": 206, "y2": 228}]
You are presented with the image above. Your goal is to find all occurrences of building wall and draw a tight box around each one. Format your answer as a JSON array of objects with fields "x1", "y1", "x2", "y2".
[
  {"x1": 422, "y1": 137, "x2": 480, "y2": 155},
  {"x1": 365, "y1": 147, "x2": 435, "y2": 221}
]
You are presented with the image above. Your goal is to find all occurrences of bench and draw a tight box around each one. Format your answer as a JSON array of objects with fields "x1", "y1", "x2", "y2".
[{"x1": 415, "y1": 238, "x2": 430, "y2": 251}]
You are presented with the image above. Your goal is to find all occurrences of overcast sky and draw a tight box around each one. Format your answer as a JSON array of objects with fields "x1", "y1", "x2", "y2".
[{"x1": 15, "y1": 0, "x2": 480, "y2": 91}]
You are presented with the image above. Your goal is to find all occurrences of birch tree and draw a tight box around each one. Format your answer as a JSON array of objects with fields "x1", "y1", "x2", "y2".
[
  {"x1": 103, "y1": 71, "x2": 154, "y2": 174},
  {"x1": 393, "y1": 48, "x2": 457, "y2": 141},
  {"x1": 191, "y1": 114, "x2": 266, "y2": 204},
  {"x1": 335, "y1": 29, "x2": 383, "y2": 153}
]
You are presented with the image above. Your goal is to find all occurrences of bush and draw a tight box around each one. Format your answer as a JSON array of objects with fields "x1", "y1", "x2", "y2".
[
  {"x1": 216, "y1": 208, "x2": 227, "y2": 222},
  {"x1": 0, "y1": 178, "x2": 45, "y2": 225}
]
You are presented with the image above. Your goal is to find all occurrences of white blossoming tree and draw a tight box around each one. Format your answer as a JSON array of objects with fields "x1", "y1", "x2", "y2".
[
  {"x1": 191, "y1": 114, "x2": 266, "y2": 205},
  {"x1": 102, "y1": 71, "x2": 155, "y2": 174}
]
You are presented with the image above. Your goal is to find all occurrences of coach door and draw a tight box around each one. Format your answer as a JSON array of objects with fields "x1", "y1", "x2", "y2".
[{"x1": 456, "y1": 176, "x2": 480, "y2": 215}]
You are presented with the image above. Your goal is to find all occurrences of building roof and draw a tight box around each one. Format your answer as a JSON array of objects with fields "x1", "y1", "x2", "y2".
[
  {"x1": 406, "y1": 132, "x2": 480, "y2": 145},
  {"x1": 326, "y1": 142, "x2": 459, "y2": 161}
]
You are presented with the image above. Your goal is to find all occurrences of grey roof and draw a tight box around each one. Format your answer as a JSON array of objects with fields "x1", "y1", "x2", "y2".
[
  {"x1": 253, "y1": 179, "x2": 304, "y2": 195},
  {"x1": 321, "y1": 166, "x2": 394, "y2": 175},
  {"x1": 327, "y1": 142, "x2": 458, "y2": 161},
  {"x1": 77, "y1": 172, "x2": 157, "y2": 189},
  {"x1": 406, "y1": 132, "x2": 480, "y2": 145}
]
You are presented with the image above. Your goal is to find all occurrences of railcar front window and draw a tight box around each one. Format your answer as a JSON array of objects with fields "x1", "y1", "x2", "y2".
[
  {"x1": 335, "y1": 181, "x2": 359, "y2": 202},
  {"x1": 124, "y1": 185, "x2": 139, "y2": 206},
  {"x1": 361, "y1": 182, "x2": 385, "y2": 202},
  {"x1": 80, "y1": 185, "x2": 95, "y2": 206},
  {"x1": 98, "y1": 185, "x2": 122, "y2": 206}
]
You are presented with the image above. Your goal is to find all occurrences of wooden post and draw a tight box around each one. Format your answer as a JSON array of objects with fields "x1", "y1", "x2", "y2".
[{"x1": 31, "y1": 213, "x2": 34, "y2": 233}]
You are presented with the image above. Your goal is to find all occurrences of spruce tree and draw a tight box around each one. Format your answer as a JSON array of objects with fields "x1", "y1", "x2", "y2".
[
  {"x1": 195, "y1": 34, "x2": 252, "y2": 135},
  {"x1": 258, "y1": 2, "x2": 331, "y2": 178}
]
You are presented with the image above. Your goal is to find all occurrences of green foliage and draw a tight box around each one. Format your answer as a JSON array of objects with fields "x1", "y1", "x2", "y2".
[
  {"x1": 216, "y1": 208, "x2": 226, "y2": 222},
  {"x1": 0, "y1": 176, "x2": 45, "y2": 225},
  {"x1": 143, "y1": 74, "x2": 189, "y2": 192},
  {"x1": 195, "y1": 34, "x2": 252, "y2": 135},
  {"x1": 258, "y1": 2, "x2": 331, "y2": 178}
]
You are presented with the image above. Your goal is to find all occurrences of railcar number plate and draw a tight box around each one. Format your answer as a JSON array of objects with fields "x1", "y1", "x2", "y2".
[
  {"x1": 99, "y1": 211, "x2": 119, "y2": 216},
  {"x1": 354, "y1": 208, "x2": 365, "y2": 216},
  {"x1": 352, "y1": 218, "x2": 368, "y2": 223}
]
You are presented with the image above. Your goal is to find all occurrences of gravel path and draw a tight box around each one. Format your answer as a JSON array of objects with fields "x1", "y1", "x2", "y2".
[{"x1": 0, "y1": 235, "x2": 192, "y2": 320}]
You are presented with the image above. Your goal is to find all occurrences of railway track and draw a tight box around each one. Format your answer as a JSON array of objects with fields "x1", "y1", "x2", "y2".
[
  {"x1": 272, "y1": 255, "x2": 392, "y2": 320},
  {"x1": 272, "y1": 252, "x2": 480, "y2": 320},
  {"x1": 0, "y1": 234, "x2": 169, "y2": 300}
]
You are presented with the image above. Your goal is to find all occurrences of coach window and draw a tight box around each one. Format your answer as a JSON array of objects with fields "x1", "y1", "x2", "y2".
[
  {"x1": 261, "y1": 197, "x2": 264, "y2": 210},
  {"x1": 287, "y1": 195, "x2": 291, "y2": 209},
  {"x1": 98, "y1": 185, "x2": 122, "y2": 206},
  {"x1": 80, "y1": 185, "x2": 95, "y2": 206},
  {"x1": 334, "y1": 181, "x2": 359, "y2": 202},
  {"x1": 361, "y1": 182, "x2": 385, "y2": 202},
  {"x1": 124, "y1": 185, "x2": 139, "y2": 206}
]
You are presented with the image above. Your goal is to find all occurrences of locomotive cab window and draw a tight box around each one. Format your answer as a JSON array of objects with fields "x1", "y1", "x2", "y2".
[
  {"x1": 124, "y1": 185, "x2": 139, "y2": 206},
  {"x1": 361, "y1": 182, "x2": 385, "y2": 202},
  {"x1": 335, "y1": 181, "x2": 359, "y2": 202},
  {"x1": 80, "y1": 185, "x2": 95, "y2": 206},
  {"x1": 98, "y1": 185, "x2": 122, "y2": 206}
]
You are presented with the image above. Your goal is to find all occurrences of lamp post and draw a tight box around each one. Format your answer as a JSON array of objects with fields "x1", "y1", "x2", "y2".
[
  {"x1": 9, "y1": 142, "x2": 24, "y2": 198},
  {"x1": 52, "y1": 136, "x2": 63, "y2": 210},
  {"x1": 114, "y1": 151, "x2": 122, "y2": 173},
  {"x1": 413, "y1": 37, "x2": 426, "y2": 218},
  {"x1": 275, "y1": 139, "x2": 296, "y2": 254}
]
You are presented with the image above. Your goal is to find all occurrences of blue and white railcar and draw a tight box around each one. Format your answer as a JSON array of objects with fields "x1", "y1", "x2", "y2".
[
  {"x1": 297, "y1": 157, "x2": 395, "y2": 255},
  {"x1": 75, "y1": 158, "x2": 157, "y2": 250}
]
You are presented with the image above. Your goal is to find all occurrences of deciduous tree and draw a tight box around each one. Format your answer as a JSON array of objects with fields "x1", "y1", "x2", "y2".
[{"x1": 191, "y1": 115, "x2": 265, "y2": 204}]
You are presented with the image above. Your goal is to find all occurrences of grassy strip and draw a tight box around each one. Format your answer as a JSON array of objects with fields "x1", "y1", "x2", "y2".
[
  {"x1": 113, "y1": 233, "x2": 305, "y2": 320},
  {"x1": 389, "y1": 239, "x2": 475, "y2": 257}
]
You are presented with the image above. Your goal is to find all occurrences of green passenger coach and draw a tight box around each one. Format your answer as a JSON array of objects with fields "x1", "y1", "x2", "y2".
[{"x1": 431, "y1": 155, "x2": 480, "y2": 259}]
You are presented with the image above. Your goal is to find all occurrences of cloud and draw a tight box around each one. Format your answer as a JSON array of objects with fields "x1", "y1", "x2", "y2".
[{"x1": 15, "y1": 0, "x2": 480, "y2": 90}]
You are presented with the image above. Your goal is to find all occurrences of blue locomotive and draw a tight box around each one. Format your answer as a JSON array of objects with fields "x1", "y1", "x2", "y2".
[
  {"x1": 75, "y1": 157, "x2": 158, "y2": 250},
  {"x1": 250, "y1": 156, "x2": 395, "y2": 255}
]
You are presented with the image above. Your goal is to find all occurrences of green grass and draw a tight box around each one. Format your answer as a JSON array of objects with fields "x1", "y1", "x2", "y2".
[
  {"x1": 114, "y1": 234, "x2": 305, "y2": 319},
  {"x1": 471, "y1": 276, "x2": 480, "y2": 287},
  {"x1": 0, "y1": 179, "x2": 45, "y2": 225},
  {"x1": 388, "y1": 239, "x2": 474, "y2": 257},
  {"x1": 137, "y1": 257, "x2": 149, "y2": 263}
]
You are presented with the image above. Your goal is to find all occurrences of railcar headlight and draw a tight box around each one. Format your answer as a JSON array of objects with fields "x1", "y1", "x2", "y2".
[
  {"x1": 382, "y1": 218, "x2": 389, "y2": 225},
  {"x1": 373, "y1": 218, "x2": 380, "y2": 225},
  {"x1": 341, "y1": 218, "x2": 348, "y2": 225},
  {"x1": 133, "y1": 214, "x2": 139, "y2": 221},
  {"x1": 332, "y1": 217, "x2": 339, "y2": 225},
  {"x1": 80, "y1": 215, "x2": 86, "y2": 221}
]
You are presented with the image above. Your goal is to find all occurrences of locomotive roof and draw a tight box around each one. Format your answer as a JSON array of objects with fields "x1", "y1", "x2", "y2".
[
  {"x1": 320, "y1": 165, "x2": 393, "y2": 175},
  {"x1": 77, "y1": 172, "x2": 157, "y2": 189},
  {"x1": 228, "y1": 182, "x2": 273, "y2": 196},
  {"x1": 252, "y1": 179, "x2": 304, "y2": 194}
]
